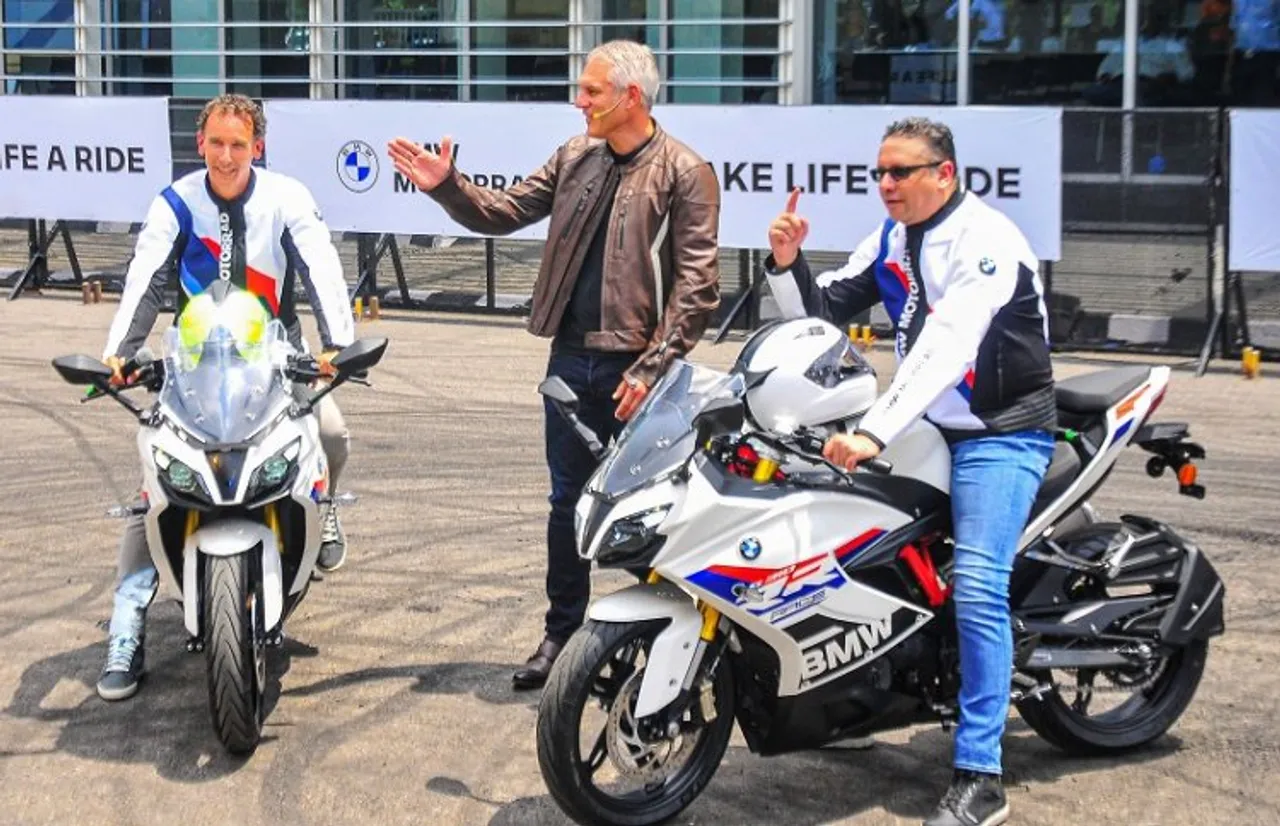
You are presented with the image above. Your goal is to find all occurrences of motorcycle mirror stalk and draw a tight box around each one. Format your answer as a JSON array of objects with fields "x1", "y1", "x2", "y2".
[
  {"x1": 538, "y1": 376, "x2": 606, "y2": 460},
  {"x1": 293, "y1": 338, "x2": 389, "y2": 417}
]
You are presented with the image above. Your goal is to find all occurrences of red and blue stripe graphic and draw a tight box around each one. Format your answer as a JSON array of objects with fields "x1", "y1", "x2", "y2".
[
  {"x1": 687, "y1": 528, "x2": 887, "y2": 617},
  {"x1": 1110, "y1": 383, "x2": 1150, "y2": 444},
  {"x1": 956, "y1": 368, "x2": 976, "y2": 402}
]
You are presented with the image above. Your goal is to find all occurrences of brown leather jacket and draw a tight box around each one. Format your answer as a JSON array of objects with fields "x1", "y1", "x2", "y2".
[{"x1": 425, "y1": 121, "x2": 721, "y2": 386}]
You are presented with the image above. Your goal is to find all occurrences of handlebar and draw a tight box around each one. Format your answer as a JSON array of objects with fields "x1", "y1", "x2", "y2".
[{"x1": 759, "y1": 429, "x2": 895, "y2": 478}]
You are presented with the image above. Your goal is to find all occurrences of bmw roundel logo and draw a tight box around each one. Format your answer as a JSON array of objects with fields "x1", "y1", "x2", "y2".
[
  {"x1": 978, "y1": 256, "x2": 996, "y2": 275},
  {"x1": 739, "y1": 537, "x2": 762, "y2": 560},
  {"x1": 337, "y1": 140, "x2": 379, "y2": 193}
]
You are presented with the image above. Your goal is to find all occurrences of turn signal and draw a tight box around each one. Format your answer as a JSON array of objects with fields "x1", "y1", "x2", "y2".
[{"x1": 1177, "y1": 463, "x2": 1198, "y2": 487}]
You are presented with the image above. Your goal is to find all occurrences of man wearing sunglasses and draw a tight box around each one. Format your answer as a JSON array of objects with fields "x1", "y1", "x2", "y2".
[{"x1": 764, "y1": 117, "x2": 1055, "y2": 826}]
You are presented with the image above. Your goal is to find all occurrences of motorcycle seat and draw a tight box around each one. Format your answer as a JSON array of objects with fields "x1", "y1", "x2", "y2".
[{"x1": 1054, "y1": 365, "x2": 1151, "y2": 416}]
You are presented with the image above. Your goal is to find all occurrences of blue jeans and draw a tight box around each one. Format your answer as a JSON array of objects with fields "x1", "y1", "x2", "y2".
[
  {"x1": 949, "y1": 429, "x2": 1055, "y2": 776},
  {"x1": 543, "y1": 348, "x2": 634, "y2": 643},
  {"x1": 109, "y1": 513, "x2": 157, "y2": 643}
]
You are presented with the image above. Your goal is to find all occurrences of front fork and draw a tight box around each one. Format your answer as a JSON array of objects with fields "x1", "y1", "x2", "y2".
[
  {"x1": 183, "y1": 503, "x2": 286, "y2": 653},
  {"x1": 635, "y1": 572, "x2": 728, "y2": 739}
]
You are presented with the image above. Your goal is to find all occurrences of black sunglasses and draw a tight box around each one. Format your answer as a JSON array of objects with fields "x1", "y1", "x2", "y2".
[{"x1": 870, "y1": 161, "x2": 945, "y2": 182}]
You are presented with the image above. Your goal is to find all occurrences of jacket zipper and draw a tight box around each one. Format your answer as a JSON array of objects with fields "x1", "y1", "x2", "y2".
[
  {"x1": 561, "y1": 183, "x2": 594, "y2": 240},
  {"x1": 616, "y1": 207, "x2": 627, "y2": 250}
]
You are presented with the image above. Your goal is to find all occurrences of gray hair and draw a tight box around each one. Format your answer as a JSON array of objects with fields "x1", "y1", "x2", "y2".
[
  {"x1": 587, "y1": 39, "x2": 661, "y2": 110},
  {"x1": 883, "y1": 117, "x2": 957, "y2": 166}
]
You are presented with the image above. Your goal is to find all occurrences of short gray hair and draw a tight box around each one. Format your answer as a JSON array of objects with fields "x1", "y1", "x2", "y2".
[
  {"x1": 587, "y1": 39, "x2": 661, "y2": 110},
  {"x1": 883, "y1": 117, "x2": 957, "y2": 166}
]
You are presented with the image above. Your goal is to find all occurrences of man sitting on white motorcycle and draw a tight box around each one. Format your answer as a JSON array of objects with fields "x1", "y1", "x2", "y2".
[
  {"x1": 96, "y1": 93, "x2": 356, "y2": 701},
  {"x1": 764, "y1": 117, "x2": 1055, "y2": 826}
]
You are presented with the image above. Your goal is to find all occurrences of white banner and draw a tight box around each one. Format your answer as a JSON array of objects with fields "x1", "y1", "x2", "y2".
[
  {"x1": 0, "y1": 96, "x2": 173, "y2": 223},
  {"x1": 1229, "y1": 109, "x2": 1280, "y2": 272},
  {"x1": 266, "y1": 101, "x2": 1062, "y2": 260},
  {"x1": 662, "y1": 104, "x2": 1061, "y2": 261}
]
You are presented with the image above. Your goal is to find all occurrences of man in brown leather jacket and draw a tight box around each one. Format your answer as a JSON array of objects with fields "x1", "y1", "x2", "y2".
[{"x1": 387, "y1": 39, "x2": 721, "y2": 690}]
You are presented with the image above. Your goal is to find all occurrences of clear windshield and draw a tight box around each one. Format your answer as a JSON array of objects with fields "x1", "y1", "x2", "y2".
[
  {"x1": 589, "y1": 360, "x2": 745, "y2": 499},
  {"x1": 158, "y1": 301, "x2": 293, "y2": 446}
]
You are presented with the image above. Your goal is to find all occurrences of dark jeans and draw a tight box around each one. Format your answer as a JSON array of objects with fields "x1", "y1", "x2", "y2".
[{"x1": 542, "y1": 347, "x2": 633, "y2": 644}]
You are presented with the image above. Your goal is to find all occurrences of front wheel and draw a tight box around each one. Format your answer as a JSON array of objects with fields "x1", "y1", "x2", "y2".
[
  {"x1": 204, "y1": 553, "x2": 266, "y2": 755},
  {"x1": 536, "y1": 620, "x2": 735, "y2": 826}
]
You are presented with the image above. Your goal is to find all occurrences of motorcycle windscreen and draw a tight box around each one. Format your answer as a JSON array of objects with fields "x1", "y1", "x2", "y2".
[
  {"x1": 590, "y1": 360, "x2": 744, "y2": 499},
  {"x1": 159, "y1": 318, "x2": 292, "y2": 446}
]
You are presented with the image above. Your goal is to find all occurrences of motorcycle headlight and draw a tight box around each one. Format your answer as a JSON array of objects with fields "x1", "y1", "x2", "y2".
[
  {"x1": 247, "y1": 438, "x2": 301, "y2": 503},
  {"x1": 596, "y1": 505, "x2": 671, "y2": 569},
  {"x1": 153, "y1": 447, "x2": 212, "y2": 504}
]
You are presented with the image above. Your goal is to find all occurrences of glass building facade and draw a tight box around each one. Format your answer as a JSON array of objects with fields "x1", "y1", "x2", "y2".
[{"x1": 1, "y1": 1, "x2": 1275, "y2": 106}]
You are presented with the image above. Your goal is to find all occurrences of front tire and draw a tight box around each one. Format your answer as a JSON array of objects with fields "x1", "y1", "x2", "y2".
[
  {"x1": 204, "y1": 553, "x2": 266, "y2": 755},
  {"x1": 536, "y1": 620, "x2": 735, "y2": 826}
]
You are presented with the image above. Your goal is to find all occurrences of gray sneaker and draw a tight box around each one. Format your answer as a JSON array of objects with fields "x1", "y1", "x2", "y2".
[
  {"x1": 96, "y1": 635, "x2": 145, "y2": 701},
  {"x1": 316, "y1": 505, "x2": 347, "y2": 572}
]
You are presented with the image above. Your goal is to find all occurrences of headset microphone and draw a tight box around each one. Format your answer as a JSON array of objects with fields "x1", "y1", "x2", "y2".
[{"x1": 591, "y1": 95, "x2": 625, "y2": 120}]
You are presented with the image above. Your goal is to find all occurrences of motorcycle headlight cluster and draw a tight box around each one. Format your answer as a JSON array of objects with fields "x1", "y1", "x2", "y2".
[
  {"x1": 596, "y1": 505, "x2": 671, "y2": 568},
  {"x1": 153, "y1": 447, "x2": 211, "y2": 504},
  {"x1": 247, "y1": 438, "x2": 302, "y2": 503}
]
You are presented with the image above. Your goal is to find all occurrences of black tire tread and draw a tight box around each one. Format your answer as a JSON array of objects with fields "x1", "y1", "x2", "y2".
[
  {"x1": 205, "y1": 554, "x2": 261, "y2": 755},
  {"x1": 1016, "y1": 639, "x2": 1208, "y2": 756},
  {"x1": 536, "y1": 620, "x2": 733, "y2": 826}
]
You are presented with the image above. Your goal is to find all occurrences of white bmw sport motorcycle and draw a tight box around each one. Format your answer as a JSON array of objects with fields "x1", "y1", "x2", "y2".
[
  {"x1": 534, "y1": 317, "x2": 1223, "y2": 826},
  {"x1": 53, "y1": 287, "x2": 387, "y2": 755}
]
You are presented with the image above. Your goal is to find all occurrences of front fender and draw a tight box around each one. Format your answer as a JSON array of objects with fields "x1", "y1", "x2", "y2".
[
  {"x1": 182, "y1": 521, "x2": 283, "y2": 637},
  {"x1": 589, "y1": 581, "x2": 705, "y2": 719}
]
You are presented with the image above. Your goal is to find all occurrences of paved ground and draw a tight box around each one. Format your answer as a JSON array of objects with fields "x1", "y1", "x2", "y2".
[{"x1": 1, "y1": 294, "x2": 1278, "y2": 826}]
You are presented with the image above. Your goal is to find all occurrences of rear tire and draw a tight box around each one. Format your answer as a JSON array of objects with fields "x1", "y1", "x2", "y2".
[
  {"x1": 1016, "y1": 522, "x2": 1209, "y2": 755},
  {"x1": 204, "y1": 553, "x2": 265, "y2": 755},
  {"x1": 1017, "y1": 639, "x2": 1207, "y2": 755}
]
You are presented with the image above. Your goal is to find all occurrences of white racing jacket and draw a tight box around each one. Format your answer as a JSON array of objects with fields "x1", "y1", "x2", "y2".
[
  {"x1": 765, "y1": 190, "x2": 1056, "y2": 447},
  {"x1": 105, "y1": 167, "x2": 354, "y2": 360}
]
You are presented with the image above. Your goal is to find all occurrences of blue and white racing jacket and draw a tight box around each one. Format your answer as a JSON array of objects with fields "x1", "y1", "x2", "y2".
[
  {"x1": 765, "y1": 189, "x2": 1056, "y2": 447},
  {"x1": 104, "y1": 167, "x2": 354, "y2": 360}
]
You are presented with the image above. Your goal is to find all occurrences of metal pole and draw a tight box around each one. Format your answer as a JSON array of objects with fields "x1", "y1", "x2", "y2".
[
  {"x1": 956, "y1": 0, "x2": 971, "y2": 105},
  {"x1": 485, "y1": 237, "x2": 496, "y2": 310},
  {"x1": 1121, "y1": 0, "x2": 1138, "y2": 110}
]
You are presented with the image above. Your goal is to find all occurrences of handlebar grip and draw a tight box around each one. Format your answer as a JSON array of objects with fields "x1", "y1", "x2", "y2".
[{"x1": 862, "y1": 457, "x2": 894, "y2": 475}]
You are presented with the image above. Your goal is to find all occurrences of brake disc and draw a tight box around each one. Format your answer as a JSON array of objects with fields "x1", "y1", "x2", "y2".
[{"x1": 605, "y1": 670, "x2": 702, "y2": 782}]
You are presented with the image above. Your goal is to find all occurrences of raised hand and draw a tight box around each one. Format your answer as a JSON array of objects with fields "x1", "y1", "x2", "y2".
[
  {"x1": 767, "y1": 187, "x2": 809, "y2": 271},
  {"x1": 386, "y1": 135, "x2": 454, "y2": 192}
]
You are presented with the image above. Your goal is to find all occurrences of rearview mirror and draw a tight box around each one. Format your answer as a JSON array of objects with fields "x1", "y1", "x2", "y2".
[
  {"x1": 332, "y1": 338, "x2": 388, "y2": 375},
  {"x1": 538, "y1": 376, "x2": 580, "y2": 412},
  {"x1": 52, "y1": 355, "x2": 113, "y2": 387}
]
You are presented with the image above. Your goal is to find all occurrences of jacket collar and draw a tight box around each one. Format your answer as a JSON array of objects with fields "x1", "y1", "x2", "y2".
[
  {"x1": 204, "y1": 166, "x2": 257, "y2": 207},
  {"x1": 909, "y1": 187, "x2": 965, "y2": 234}
]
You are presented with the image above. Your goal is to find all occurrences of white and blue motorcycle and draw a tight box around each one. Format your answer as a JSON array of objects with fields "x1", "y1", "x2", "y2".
[
  {"x1": 534, "y1": 317, "x2": 1222, "y2": 826},
  {"x1": 53, "y1": 286, "x2": 387, "y2": 754}
]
